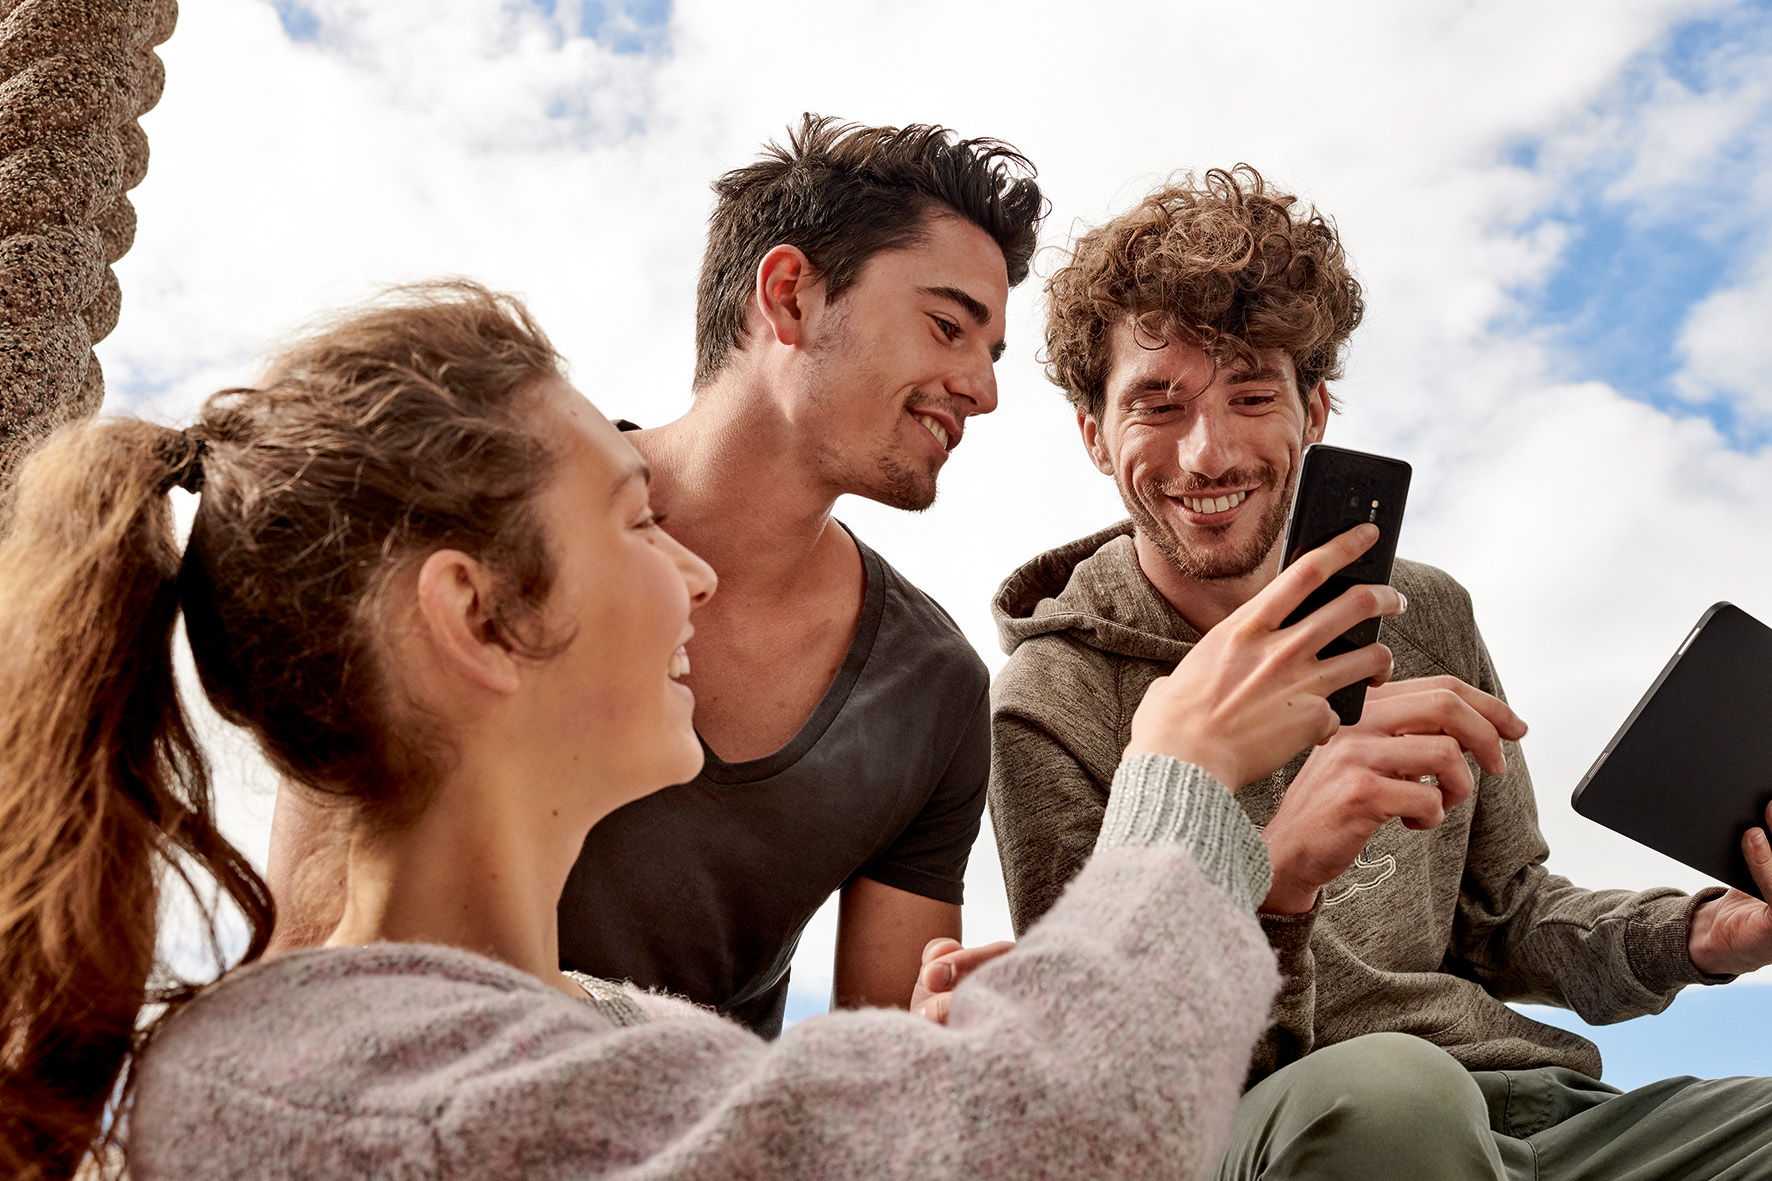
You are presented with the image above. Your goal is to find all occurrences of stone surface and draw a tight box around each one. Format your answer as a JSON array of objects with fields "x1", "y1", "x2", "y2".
[{"x1": 0, "y1": 0, "x2": 176, "y2": 502}]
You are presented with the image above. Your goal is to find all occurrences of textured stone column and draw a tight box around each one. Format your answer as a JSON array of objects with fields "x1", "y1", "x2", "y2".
[{"x1": 0, "y1": 0, "x2": 176, "y2": 505}]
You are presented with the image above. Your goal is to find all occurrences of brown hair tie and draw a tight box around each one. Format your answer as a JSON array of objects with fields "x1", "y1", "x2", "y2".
[{"x1": 158, "y1": 428, "x2": 207, "y2": 495}]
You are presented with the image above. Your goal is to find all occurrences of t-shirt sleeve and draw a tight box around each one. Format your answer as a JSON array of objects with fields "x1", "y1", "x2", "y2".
[{"x1": 853, "y1": 685, "x2": 989, "y2": 905}]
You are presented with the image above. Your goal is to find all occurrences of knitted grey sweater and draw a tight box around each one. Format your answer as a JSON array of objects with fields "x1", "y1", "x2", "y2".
[{"x1": 129, "y1": 756, "x2": 1277, "y2": 1180}]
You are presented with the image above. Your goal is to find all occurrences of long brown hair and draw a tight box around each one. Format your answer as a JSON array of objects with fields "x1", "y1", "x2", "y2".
[{"x1": 0, "y1": 281, "x2": 566, "y2": 1178}]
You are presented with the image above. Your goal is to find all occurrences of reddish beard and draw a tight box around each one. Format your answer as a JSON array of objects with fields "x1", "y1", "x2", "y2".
[{"x1": 1121, "y1": 463, "x2": 1292, "y2": 581}]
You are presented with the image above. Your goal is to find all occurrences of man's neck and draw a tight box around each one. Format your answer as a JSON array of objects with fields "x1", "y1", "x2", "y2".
[
  {"x1": 632, "y1": 382, "x2": 849, "y2": 598},
  {"x1": 1133, "y1": 530, "x2": 1283, "y2": 635}
]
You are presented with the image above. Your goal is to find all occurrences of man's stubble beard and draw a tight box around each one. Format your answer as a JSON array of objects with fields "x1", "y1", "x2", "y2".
[
  {"x1": 861, "y1": 438, "x2": 938, "y2": 511},
  {"x1": 808, "y1": 407, "x2": 938, "y2": 512},
  {"x1": 802, "y1": 313, "x2": 940, "y2": 513},
  {"x1": 1121, "y1": 463, "x2": 1296, "y2": 582}
]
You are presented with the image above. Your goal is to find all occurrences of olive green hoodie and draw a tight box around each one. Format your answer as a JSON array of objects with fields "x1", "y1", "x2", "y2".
[{"x1": 989, "y1": 519, "x2": 1725, "y2": 1084}]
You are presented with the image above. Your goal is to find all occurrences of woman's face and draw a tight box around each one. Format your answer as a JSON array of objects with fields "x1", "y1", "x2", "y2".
[{"x1": 521, "y1": 378, "x2": 715, "y2": 807}]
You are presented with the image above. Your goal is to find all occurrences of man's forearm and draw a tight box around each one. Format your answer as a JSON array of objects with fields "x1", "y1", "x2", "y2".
[{"x1": 832, "y1": 878, "x2": 961, "y2": 1009}]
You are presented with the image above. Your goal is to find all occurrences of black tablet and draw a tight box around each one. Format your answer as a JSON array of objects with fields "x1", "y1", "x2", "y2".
[{"x1": 1571, "y1": 603, "x2": 1772, "y2": 897}]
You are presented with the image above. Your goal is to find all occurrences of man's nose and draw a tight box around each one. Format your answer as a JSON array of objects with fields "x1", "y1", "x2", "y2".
[
  {"x1": 946, "y1": 353, "x2": 999, "y2": 417},
  {"x1": 1177, "y1": 408, "x2": 1235, "y2": 478}
]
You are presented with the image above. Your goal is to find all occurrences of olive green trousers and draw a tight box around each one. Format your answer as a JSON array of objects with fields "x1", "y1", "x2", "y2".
[{"x1": 1213, "y1": 1032, "x2": 1772, "y2": 1180}]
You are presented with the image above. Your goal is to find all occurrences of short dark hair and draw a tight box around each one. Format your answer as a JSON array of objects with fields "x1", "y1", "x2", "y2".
[
  {"x1": 1044, "y1": 165, "x2": 1364, "y2": 420},
  {"x1": 693, "y1": 114, "x2": 1045, "y2": 388}
]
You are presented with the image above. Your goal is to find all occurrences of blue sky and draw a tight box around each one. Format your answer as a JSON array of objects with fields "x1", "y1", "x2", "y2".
[
  {"x1": 273, "y1": 0, "x2": 675, "y2": 53},
  {"x1": 1518, "y1": 0, "x2": 1772, "y2": 447},
  {"x1": 1521, "y1": 992, "x2": 1772, "y2": 1090}
]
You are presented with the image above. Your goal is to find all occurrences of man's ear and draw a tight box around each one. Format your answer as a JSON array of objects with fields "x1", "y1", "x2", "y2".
[
  {"x1": 1078, "y1": 409, "x2": 1115, "y2": 476},
  {"x1": 753, "y1": 244, "x2": 822, "y2": 349},
  {"x1": 414, "y1": 549, "x2": 523, "y2": 695},
  {"x1": 1305, "y1": 380, "x2": 1331, "y2": 444}
]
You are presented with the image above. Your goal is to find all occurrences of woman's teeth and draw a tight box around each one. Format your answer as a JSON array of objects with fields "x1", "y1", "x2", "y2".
[
  {"x1": 914, "y1": 414, "x2": 950, "y2": 449},
  {"x1": 669, "y1": 647, "x2": 690, "y2": 680},
  {"x1": 1181, "y1": 490, "x2": 1248, "y2": 514}
]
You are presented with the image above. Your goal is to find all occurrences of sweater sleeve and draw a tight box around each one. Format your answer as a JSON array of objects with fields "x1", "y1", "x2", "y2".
[
  {"x1": 1250, "y1": 903, "x2": 1319, "y2": 1078},
  {"x1": 396, "y1": 757, "x2": 1280, "y2": 1180},
  {"x1": 133, "y1": 759, "x2": 1281, "y2": 1181},
  {"x1": 1445, "y1": 604, "x2": 1731, "y2": 1019}
]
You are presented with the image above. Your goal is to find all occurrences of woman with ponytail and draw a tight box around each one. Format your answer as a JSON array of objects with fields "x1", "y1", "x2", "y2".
[
  {"x1": 0, "y1": 282, "x2": 1401, "y2": 1179},
  {"x1": 0, "y1": 418, "x2": 271, "y2": 1179}
]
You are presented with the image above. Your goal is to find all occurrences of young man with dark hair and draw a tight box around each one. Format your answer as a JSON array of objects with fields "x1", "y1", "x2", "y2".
[
  {"x1": 990, "y1": 165, "x2": 1772, "y2": 1178},
  {"x1": 550, "y1": 115, "x2": 1039, "y2": 1035},
  {"x1": 267, "y1": 116, "x2": 1042, "y2": 1038}
]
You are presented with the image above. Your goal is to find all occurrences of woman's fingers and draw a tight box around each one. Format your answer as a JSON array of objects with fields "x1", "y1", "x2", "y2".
[
  {"x1": 1281, "y1": 581, "x2": 1406, "y2": 657},
  {"x1": 1243, "y1": 523, "x2": 1381, "y2": 630},
  {"x1": 1129, "y1": 524, "x2": 1410, "y2": 789}
]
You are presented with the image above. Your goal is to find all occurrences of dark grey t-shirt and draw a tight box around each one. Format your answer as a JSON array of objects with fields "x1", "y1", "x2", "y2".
[{"x1": 557, "y1": 532, "x2": 990, "y2": 1038}]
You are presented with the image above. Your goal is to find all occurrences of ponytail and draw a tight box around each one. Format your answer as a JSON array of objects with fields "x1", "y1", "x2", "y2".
[{"x1": 0, "y1": 419, "x2": 272, "y2": 1180}]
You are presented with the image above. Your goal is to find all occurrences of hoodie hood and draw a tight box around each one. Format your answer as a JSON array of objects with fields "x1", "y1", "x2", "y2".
[{"x1": 992, "y1": 519, "x2": 1202, "y2": 664}]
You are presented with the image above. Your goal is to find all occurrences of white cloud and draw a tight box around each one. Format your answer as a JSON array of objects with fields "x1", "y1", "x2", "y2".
[
  {"x1": 98, "y1": 0, "x2": 1772, "y2": 1005},
  {"x1": 1678, "y1": 262, "x2": 1772, "y2": 423}
]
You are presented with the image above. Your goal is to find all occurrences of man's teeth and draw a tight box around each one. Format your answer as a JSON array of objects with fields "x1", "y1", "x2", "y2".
[
  {"x1": 669, "y1": 648, "x2": 690, "y2": 680},
  {"x1": 914, "y1": 414, "x2": 951, "y2": 450},
  {"x1": 1181, "y1": 490, "x2": 1249, "y2": 514}
]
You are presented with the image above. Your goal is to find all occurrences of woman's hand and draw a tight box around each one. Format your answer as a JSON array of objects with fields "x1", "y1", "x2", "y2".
[{"x1": 1125, "y1": 524, "x2": 1405, "y2": 791}]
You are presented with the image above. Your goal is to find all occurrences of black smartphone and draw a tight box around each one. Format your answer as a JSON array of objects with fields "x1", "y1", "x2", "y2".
[{"x1": 1278, "y1": 444, "x2": 1412, "y2": 725}]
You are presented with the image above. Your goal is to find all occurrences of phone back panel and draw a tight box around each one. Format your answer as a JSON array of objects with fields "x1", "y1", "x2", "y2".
[
  {"x1": 1571, "y1": 603, "x2": 1772, "y2": 897},
  {"x1": 1279, "y1": 444, "x2": 1412, "y2": 724}
]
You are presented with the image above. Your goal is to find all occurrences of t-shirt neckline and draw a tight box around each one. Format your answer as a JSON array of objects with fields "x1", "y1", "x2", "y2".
[{"x1": 695, "y1": 525, "x2": 885, "y2": 785}]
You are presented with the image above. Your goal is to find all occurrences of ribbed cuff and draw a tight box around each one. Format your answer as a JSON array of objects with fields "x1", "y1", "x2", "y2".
[
  {"x1": 1095, "y1": 753, "x2": 1273, "y2": 913},
  {"x1": 1259, "y1": 901, "x2": 1320, "y2": 959},
  {"x1": 1628, "y1": 886, "x2": 1736, "y2": 991}
]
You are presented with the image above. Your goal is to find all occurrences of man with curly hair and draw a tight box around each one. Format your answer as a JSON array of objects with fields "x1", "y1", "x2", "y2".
[{"x1": 987, "y1": 166, "x2": 1772, "y2": 1178}]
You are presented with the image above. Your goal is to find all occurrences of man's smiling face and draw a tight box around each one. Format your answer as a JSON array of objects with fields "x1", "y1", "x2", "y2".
[
  {"x1": 799, "y1": 212, "x2": 1009, "y2": 511},
  {"x1": 1083, "y1": 322, "x2": 1329, "y2": 582}
]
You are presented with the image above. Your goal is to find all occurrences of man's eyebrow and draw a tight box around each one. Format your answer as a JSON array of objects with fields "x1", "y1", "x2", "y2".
[
  {"x1": 920, "y1": 285, "x2": 992, "y2": 327},
  {"x1": 1227, "y1": 364, "x2": 1287, "y2": 385},
  {"x1": 611, "y1": 458, "x2": 651, "y2": 497},
  {"x1": 1119, "y1": 378, "x2": 1184, "y2": 401}
]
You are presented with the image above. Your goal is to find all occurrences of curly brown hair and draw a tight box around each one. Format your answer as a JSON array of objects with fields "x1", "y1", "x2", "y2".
[{"x1": 1043, "y1": 165, "x2": 1364, "y2": 419}]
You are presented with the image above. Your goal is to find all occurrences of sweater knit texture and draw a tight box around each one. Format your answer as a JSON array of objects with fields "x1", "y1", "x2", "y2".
[
  {"x1": 129, "y1": 756, "x2": 1280, "y2": 1180},
  {"x1": 989, "y1": 520, "x2": 1727, "y2": 1085}
]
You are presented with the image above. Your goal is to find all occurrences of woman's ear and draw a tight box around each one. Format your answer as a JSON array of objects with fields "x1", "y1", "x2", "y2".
[{"x1": 414, "y1": 549, "x2": 523, "y2": 695}]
